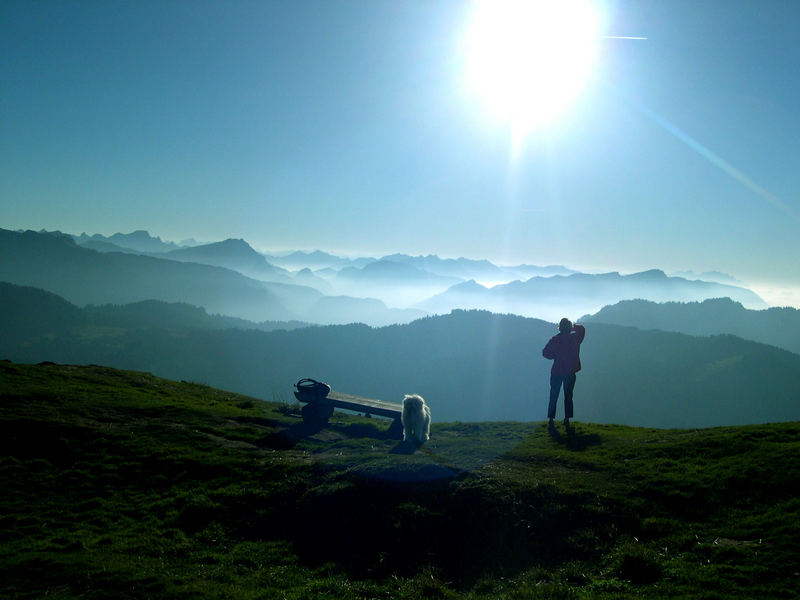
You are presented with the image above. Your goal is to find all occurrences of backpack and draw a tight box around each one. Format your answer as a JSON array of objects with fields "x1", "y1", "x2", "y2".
[{"x1": 294, "y1": 378, "x2": 332, "y2": 398}]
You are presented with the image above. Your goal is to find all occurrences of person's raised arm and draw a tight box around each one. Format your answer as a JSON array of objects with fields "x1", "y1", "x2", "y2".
[{"x1": 573, "y1": 323, "x2": 586, "y2": 343}]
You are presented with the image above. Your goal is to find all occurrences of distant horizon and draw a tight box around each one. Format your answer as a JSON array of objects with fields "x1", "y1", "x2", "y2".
[
  {"x1": 7, "y1": 223, "x2": 800, "y2": 310},
  {"x1": 9, "y1": 223, "x2": 761, "y2": 275},
  {"x1": 7, "y1": 220, "x2": 798, "y2": 292}
]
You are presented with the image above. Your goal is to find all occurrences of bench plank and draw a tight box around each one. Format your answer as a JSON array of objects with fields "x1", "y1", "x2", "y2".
[
  {"x1": 327, "y1": 391, "x2": 401, "y2": 418},
  {"x1": 294, "y1": 389, "x2": 401, "y2": 419}
]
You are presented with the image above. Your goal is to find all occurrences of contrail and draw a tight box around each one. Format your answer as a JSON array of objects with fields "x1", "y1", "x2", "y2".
[
  {"x1": 634, "y1": 101, "x2": 799, "y2": 222},
  {"x1": 595, "y1": 36, "x2": 795, "y2": 220}
]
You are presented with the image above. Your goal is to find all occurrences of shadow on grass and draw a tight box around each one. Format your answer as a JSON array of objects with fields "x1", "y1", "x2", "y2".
[
  {"x1": 233, "y1": 415, "x2": 282, "y2": 428},
  {"x1": 259, "y1": 418, "x2": 398, "y2": 450},
  {"x1": 284, "y1": 461, "x2": 620, "y2": 587},
  {"x1": 389, "y1": 440, "x2": 418, "y2": 455},
  {"x1": 549, "y1": 425, "x2": 602, "y2": 451},
  {"x1": 334, "y1": 420, "x2": 396, "y2": 441},
  {"x1": 258, "y1": 421, "x2": 328, "y2": 449}
]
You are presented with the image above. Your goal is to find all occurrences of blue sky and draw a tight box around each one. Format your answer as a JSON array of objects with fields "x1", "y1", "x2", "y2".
[{"x1": 2, "y1": 0, "x2": 799, "y2": 302}]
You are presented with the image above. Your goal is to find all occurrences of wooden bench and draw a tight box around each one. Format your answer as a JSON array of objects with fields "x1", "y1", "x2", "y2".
[{"x1": 294, "y1": 380, "x2": 403, "y2": 438}]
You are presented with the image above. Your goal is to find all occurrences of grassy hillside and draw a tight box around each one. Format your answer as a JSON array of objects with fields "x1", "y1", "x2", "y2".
[{"x1": 1, "y1": 362, "x2": 798, "y2": 599}]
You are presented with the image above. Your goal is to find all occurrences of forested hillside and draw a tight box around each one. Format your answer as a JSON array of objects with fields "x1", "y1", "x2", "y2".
[
  {"x1": 2, "y1": 284, "x2": 799, "y2": 428},
  {"x1": 583, "y1": 297, "x2": 800, "y2": 354}
]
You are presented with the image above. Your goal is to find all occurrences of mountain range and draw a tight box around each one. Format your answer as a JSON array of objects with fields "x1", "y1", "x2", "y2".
[
  {"x1": 670, "y1": 270, "x2": 746, "y2": 286},
  {"x1": 0, "y1": 282, "x2": 310, "y2": 338},
  {"x1": 376, "y1": 253, "x2": 577, "y2": 280},
  {"x1": 582, "y1": 297, "x2": 800, "y2": 355},
  {"x1": 263, "y1": 249, "x2": 375, "y2": 271},
  {"x1": 420, "y1": 269, "x2": 766, "y2": 322},
  {"x1": 73, "y1": 230, "x2": 183, "y2": 253},
  {"x1": 0, "y1": 229, "x2": 424, "y2": 326},
  {"x1": 1, "y1": 229, "x2": 299, "y2": 322},
  {"x1": 154, "y1": 238, "x2": 293, "y2": 283},
  {"x1": 2, "y1": 282, "x2": 798, "y2": 428},
  {"x1": 2, "y1": 228, "x2": 769, "y2": 328}
]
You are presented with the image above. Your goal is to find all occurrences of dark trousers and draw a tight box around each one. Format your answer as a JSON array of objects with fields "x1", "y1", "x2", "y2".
[{"x1": 548, "y1": 373, "x2": 576, "y2": 419}]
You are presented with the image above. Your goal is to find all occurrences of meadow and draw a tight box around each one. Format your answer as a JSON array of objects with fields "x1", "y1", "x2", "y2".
[{"x1": 1, "y1": 361, "x2": 798, "y2": 598}]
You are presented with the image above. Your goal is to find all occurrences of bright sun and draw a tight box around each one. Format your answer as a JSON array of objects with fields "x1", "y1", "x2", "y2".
[{"x1": 463, "y1": 0, "x2": 604, "y2": 145}]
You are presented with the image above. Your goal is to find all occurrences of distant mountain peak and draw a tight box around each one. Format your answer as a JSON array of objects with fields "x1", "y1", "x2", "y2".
[
  {"x1": 628, "y1": 269, "x2": 668, "y2": 280},
  {"x1": 671, "y1": 270, "x2": 745, "y2": 286},
  {"x1": 170, "y1": 238, "x2": 260, "y2": 258},
  {"x1": 448, "y1": 279, "x2": 488, "y2": 293},
  {"x1": 71, "y1": 230, "x2": 184, "y2": 253},
  {"x1": 215, "y1": 238, "x2": 255, "y2": 250},
  {"x1": 111, "y1": 230, "x2": 163, "y2": 242},
  {"x1": 166, "y1": 238, "x2": 255, "y2": 259}
]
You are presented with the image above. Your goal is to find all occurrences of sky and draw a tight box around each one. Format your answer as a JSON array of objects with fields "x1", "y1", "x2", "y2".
[{"x1": 2, "y1": 0, "x2": 799, "y2": 304}]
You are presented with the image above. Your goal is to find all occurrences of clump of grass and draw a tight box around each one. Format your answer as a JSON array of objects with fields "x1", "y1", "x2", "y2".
[{"x1": 606, "y1": 540, "x2": 663, "y2": 585}]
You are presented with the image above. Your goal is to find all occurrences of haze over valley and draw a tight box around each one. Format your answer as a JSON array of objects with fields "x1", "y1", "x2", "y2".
[
  {"x1": 2, "y1": 227, "x2": 798, "y2": 429},
  {"x1": 1, "y1": 227, "x2": 770, "y2": 325}
]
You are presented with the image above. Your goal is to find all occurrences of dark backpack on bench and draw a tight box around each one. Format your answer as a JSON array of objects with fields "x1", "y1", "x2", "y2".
[{"x1": 294, "y1": 378, "x2": 331, "y2": 398}]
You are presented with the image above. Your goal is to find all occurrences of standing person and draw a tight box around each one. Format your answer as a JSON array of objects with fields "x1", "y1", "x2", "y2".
[{"x1": 542, "y1": 318, "x2": 586, "y2": 430}]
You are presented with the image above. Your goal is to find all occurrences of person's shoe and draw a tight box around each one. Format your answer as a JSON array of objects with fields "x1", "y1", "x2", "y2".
[
  {"x1": 564, "y1": 418, "x2": 572, "y2": 431},
  {"x1": 548, "y1": 418, "x2": 555, "y2": 430}
]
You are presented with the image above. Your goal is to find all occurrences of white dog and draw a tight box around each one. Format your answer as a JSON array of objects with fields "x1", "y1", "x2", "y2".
[{"x1": 401, "y1": 394, "x2": 431, "y2": 444}]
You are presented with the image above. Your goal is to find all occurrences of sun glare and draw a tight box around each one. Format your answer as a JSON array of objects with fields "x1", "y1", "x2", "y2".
[{"x1": 463, "y1": 0, "x2": 604, "y2": 147}]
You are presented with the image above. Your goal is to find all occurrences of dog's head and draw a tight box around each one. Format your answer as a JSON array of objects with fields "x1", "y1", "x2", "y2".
[{"x1": 403, "y1": 394, "x2": 424, "y2": 410}]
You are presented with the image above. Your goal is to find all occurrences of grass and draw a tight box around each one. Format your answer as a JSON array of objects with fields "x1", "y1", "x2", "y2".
[{"x1": 1, "y1": 360, "x2": 799, "y2": 598}]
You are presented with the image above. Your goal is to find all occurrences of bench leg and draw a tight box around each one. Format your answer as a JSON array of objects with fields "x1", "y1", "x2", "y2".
[
  {"x1": 387, "y1": 417, "x2": 403, "y2": 440},
  {"x1": 301, "y1": 401, "x2": 334, "y2": 425}
]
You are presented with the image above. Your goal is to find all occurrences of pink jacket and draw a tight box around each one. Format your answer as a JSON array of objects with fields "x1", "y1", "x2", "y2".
[{"x1": 542, "y1": 324, "x2": 586, "y2": 375}]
